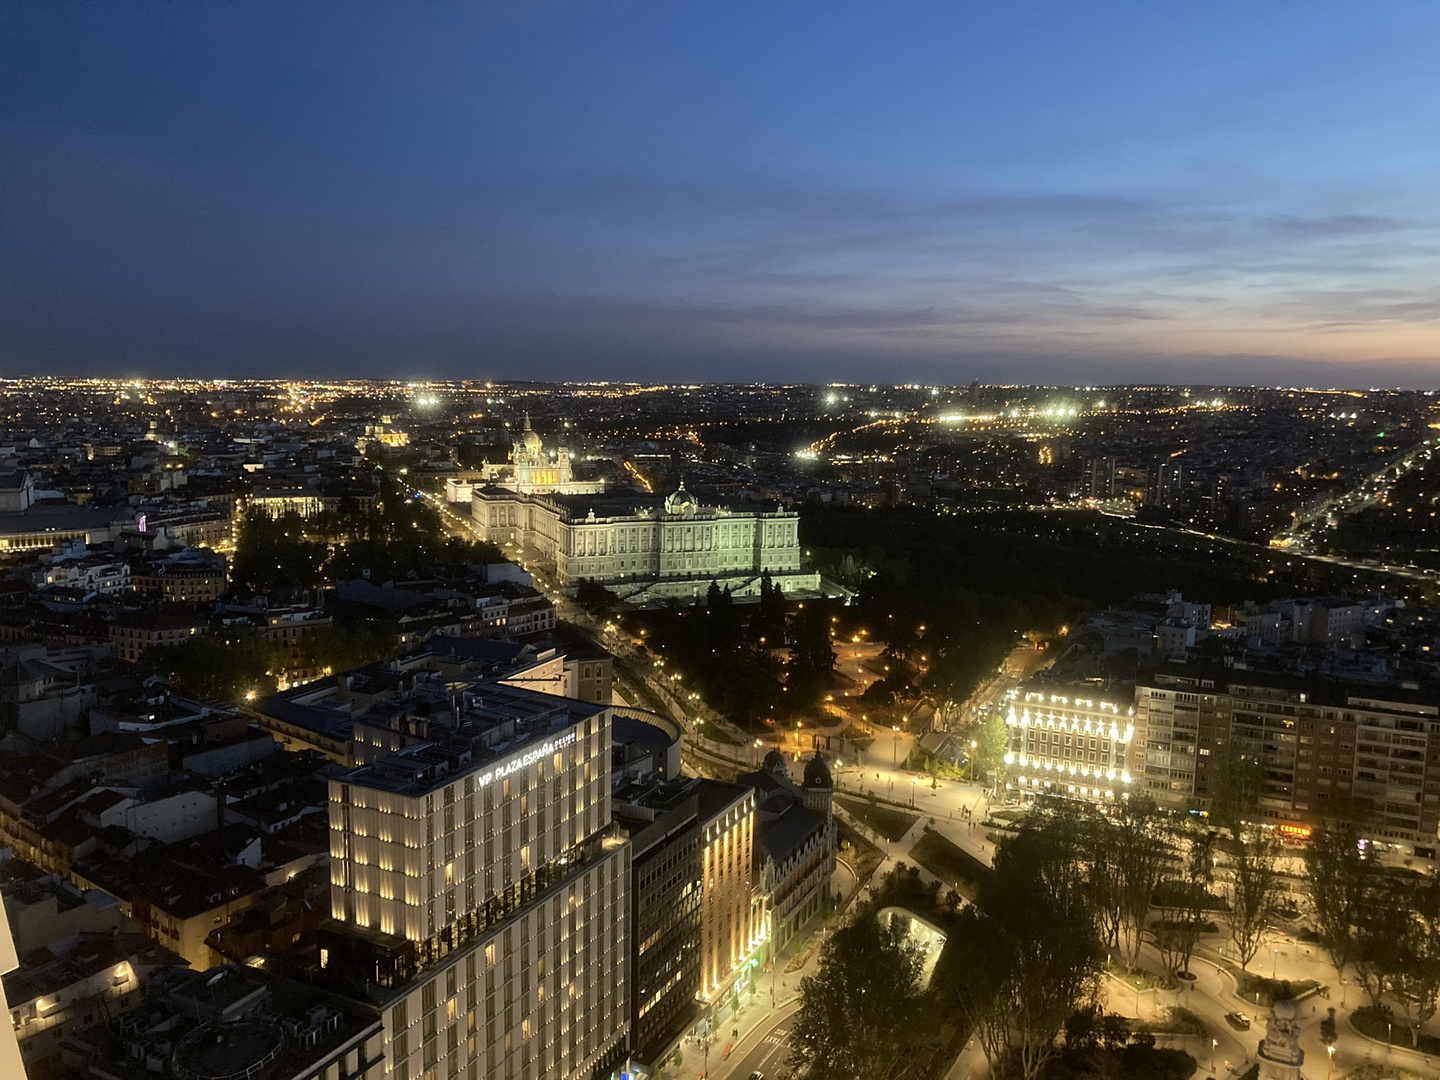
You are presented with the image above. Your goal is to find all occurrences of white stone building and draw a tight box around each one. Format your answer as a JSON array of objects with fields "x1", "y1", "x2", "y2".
[{"x1": 471, "y1": 484, "x2": 817, "y2": 601}]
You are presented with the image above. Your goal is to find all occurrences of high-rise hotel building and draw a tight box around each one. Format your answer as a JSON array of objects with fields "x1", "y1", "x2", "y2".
[{"x1": 320, "y1": 683, "x2": 631, "y2": 1080}]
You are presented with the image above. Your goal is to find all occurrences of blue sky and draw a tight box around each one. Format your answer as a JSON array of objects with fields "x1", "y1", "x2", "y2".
[{"x1": 1, "y1": 1, "x2": 1436, "y2": 384}]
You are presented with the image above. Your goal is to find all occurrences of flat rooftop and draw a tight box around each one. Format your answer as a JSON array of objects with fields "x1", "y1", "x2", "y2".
[{"x1": 339, "y1": 684, "x2": 607, "y2": 797}]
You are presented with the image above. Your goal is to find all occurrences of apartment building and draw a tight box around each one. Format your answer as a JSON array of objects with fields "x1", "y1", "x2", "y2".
[{"x1": 1139, "y1": 663, "x2": 1440, "y2": 858}]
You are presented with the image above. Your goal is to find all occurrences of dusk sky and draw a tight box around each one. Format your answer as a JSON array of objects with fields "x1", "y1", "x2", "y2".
[{"x1": 1, "y1": 2, "x2": 1437, "y2": 385}]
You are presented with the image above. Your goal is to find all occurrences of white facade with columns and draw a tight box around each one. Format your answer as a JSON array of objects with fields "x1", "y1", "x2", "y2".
[{"x1": 471, "y1": 484, "x2": 819, "y2": 600}]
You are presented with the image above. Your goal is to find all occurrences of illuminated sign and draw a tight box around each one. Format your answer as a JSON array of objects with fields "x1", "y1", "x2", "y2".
[{"x1": 476, "y1": 731, "x2": 577, "y2": 789}]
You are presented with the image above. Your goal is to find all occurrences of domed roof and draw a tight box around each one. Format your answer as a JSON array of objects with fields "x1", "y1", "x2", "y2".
[
  {"x1": 517, "y1": 413, "x2": 543, "y2": 454},
  {"x1": 804, "y1": 752, "x2": 832, "y2": 788},
  {"x1": 664, "y1": 482, "x2": 699, "y2": 516},
  {"x1": 762, "y1": 749, "x2": 788, "y2": 775}
]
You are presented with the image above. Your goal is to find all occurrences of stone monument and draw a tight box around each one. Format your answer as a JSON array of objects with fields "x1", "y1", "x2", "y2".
[{"x1": 1257, "y1": 998, "x2": 1304, "y2": 1080}]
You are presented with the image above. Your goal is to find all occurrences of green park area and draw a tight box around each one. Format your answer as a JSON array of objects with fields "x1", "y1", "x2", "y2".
[
  {"x1": 835, "y1": 794, "x2": 919, "y2": 842},
  {"x1": 909, "y1": 829, "x2": 991, "y2": 893}
]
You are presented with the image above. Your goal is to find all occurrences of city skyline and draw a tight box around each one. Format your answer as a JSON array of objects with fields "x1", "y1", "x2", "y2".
[{"x1": 3, "y1": 3, "x2": 1437, "y2": 385}]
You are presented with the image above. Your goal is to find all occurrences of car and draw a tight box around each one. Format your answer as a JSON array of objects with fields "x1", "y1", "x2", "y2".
[
  {"x1": 1225, "y1": 1012, "x2": 1251, "y2": 1030},
  {"x1": 748, "y1": 1073, "x2": 764, "y2": 1080}
]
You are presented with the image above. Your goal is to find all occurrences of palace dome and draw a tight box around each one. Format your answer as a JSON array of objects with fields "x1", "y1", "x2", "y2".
[{"x1": 664, "y1": 484, "x2": 698, "y2": 516}]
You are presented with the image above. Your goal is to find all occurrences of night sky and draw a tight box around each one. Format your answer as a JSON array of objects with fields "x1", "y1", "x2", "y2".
[{"x1": 2, "y1": 2, "x2": 1437, "y2": 385}]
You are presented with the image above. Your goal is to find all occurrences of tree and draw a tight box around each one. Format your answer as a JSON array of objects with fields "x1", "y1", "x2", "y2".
[
  {"x1": 1210, "y1": 741, "x2": 1264, "y2": 835},
  {"x1": 753, "y1": 571, "x2": 786, "y2": 641},
  {"x1": 1109, "y1": 796, "x2": 1173, "y2": 967},
  {"x1": 1226, "y1": 831, "x2": 1281, "y2": 971},
  {"x1": 1353, "y1": 877, "x2": 1409, "y2": 1008},
  {"x1": 965, "y1": 711, "x2": 1009, "y2": 780},
  {"x1": 787, "y1": 904, "x2": 926, "y2": 1080},
  {"x1": 143, "y1": 628, "x2": 279, "y2": 704},
  {"x1": 1155, "y1": 827, "x2": 1214, "y2": 978},
  {"x1": 784, "y1": 601, "x2": 836, "y2": 715},
  {"x1": 1391, "y1": 878, "x2": 1440, "y2": 1048},
  {"x1": 295, "y1": 622, "x2": 399, "y2": 674},
  {"x1": 231, "y1": 510, "x2": 327, "y2": 594},
  {"x1": 573, "y1": 578, "x2": 618, "y2": 616},
  {"x1": 704, "y1": 581, "x2": 742, "y2": 649},
  {"x1": 942, "y1": 800, "x2": 1105, "y2": 1080},
  {"x1": 1305, "y1": 818, "x2": 1376, "y2": 993}
]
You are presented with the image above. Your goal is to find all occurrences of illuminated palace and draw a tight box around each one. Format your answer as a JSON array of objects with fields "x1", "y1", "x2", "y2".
[
  {"x1": 1003, "y1": 689, "x2": 1136, "y2": 801},
  {"x1": 320, "y1": 684, "x2": 630, "y2": 1080},
  {"x1": 448, "y1": 426, "x2": 819, "y2": 602}
]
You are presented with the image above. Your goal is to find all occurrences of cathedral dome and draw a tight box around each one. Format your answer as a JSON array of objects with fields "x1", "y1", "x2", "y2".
[
  {"x1": 516, "y1": 414, "x2": 543, "y2": 456},
  {"x1": 804, "y1": 752, "x2": 832, "y2": 789},
  {"x1": 762, "y1": 749, "x2": 787, "y2": 775}
]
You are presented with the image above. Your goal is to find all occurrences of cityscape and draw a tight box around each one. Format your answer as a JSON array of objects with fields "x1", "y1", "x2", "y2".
[
  {"x1": 0, "y1": 378, "x2": 1433, "y2": 1080},
  {"x1": 2, "y1": 5, "x2": 1438, "y2": 1080}
]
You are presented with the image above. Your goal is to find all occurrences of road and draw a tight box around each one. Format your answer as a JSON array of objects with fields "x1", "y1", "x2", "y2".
[
  {"x1": 710, "y1": 1002, "x2": 800, "y2": 1080},
  {"x1": 1276, "y1": 436, "x2": 1437, "y2": 551}
]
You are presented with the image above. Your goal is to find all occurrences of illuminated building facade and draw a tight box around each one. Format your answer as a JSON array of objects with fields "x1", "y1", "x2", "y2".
[
  {"x1": 1003, "y1": 690, "x2": 1136, "y2": 801},
  {"x1": 698, "y1": 783, "x2": 761, "y2": 1001},
  {"x1": 1139, "y1": 662, "x2": 1440, "y2": 858},
  {"x1": 446, "y1": 416, "x2": 603, "y2": 505},
  {"x1": 613, "y1": 776, "x2": 760, "y2": 1066},
  {"x1": 321, "y1": 684, "x2": 631, "y2": 1080},
  {"x1": 469, "y1": 483, "x2": 816, "y2": 600}
]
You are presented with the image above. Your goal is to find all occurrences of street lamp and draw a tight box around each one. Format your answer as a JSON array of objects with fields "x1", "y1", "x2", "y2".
[
  {"x1": 892, "y1": 725, "x2": 900, "y2": 766},
  {"x1": 910, "y1": 777, "x2": 917, "y2": 807},
  {"x1": 969, "y1": 739, "x2": 978, "y2": 783},
  {"x1": 1326, "y1": 1044, "x2": 1335, "y2": 1080},
  {"x1": 1211, "y1": 1038, "x2": 1218, "y2": 1071},
  {"x1": 1272, "y1": 947, "x2": 1278, "y2": 979}
]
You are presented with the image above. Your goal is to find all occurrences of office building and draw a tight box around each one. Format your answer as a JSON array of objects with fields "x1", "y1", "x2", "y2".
[{"x1": 613, "y1": 774, "x2": 760, "y2": 1067}]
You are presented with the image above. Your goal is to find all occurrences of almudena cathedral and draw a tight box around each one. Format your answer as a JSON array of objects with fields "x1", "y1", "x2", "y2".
[{"x1": 445, "y1": 420, "x2": 821, "y2": 603}]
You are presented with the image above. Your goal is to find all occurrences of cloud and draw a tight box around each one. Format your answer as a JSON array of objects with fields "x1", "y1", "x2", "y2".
[{"x1": 1, "y1": 120, "x2": 1437, "y2": 383}]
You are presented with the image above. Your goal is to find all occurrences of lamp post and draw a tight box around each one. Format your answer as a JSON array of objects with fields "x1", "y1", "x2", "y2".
[
  {"x1": 1326, "y1": 1044, "x2": 1335, "y2": 1080},
  {"x1": 1272, "y1": 947, "x2": 1278, "y2": 979},
  {"x1": 1135, "y1": 978, "x2": 1141, "y2": 1019},
  {"x1": 910, "y1": 777, "x2": 917, "y2": 807},
  {"x1": 1211, "y1": 1038, "x2": 1218, "y2": 1071},
  {"x1": 970, "y1": 739, "x2": 978, "y2": 783},
  {"x1": 892, "y1": 726, "x2": 900, "y2": 766}
]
